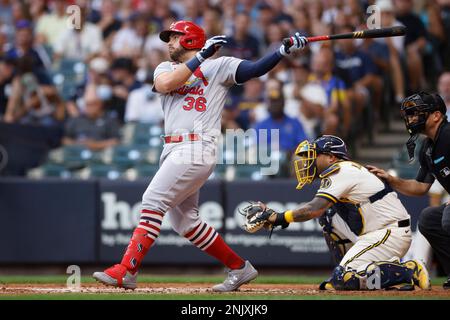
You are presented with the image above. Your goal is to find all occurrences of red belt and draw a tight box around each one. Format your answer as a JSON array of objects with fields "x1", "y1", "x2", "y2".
[{"x1": 163, "y1": 133, "x2": 200, "y2": 144}]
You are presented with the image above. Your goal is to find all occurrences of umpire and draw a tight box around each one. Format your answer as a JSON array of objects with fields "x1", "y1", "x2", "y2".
[{"x1": 368, "y1": 92, "x2": 450, "y2": 289}]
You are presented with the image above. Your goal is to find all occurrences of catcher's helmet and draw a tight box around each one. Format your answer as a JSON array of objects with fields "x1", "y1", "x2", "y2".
[
  {"x1": 293, "y1": 135, "x2": 349, "y2": 190},
  {"x1": 400, "y1": 92, "x2": 447, "y2": 135},
  {"x1": 159, "y1": 21, "x2": 206, "y2": 50}
]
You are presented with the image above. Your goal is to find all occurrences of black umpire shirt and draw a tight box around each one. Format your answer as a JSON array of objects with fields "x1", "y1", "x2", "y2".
[{"x1": 416, "y1": 121, "x2": 450, "y2": 192}]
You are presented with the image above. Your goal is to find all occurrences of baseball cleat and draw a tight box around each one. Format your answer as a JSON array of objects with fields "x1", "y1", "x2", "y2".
[
  {"x1": 93, "y1": 264, "x2": 138, "y2": 290},
  {"x1": 443, "y1": 277, "x2": 450, "y2": 290},
  {"x1": 405, "y1": 259, "x2": 431, "y2": 290},
  {"x1": 212, "y1": 260, "x2": 258, "y2": 292}
]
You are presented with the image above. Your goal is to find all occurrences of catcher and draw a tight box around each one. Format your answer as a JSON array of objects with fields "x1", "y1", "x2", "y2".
[{"x1": 242, "y1": 135, "x2": 431, "y2": 290}]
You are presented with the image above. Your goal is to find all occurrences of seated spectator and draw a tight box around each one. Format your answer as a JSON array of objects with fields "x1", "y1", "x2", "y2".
[
  {"x1": 53, "y1": 6, "x2": 103, "y2": 62},
  {"x1": 394, "y1": 0, "x2": 428, "y2": 92},
  {"x1": 96, "y1": 0, "x2": 122, "y2": 43},
  {"x1": 203, "y1": 6, "x2": 224, "y2": 38},
  {"x1": 63, "y1": 86, "x2": 120, "y2": 151},
  {"x1": 66, "y1": 57, "x2": 111, "y2": 118},
  {"x1": 223, "y1": 79, "x2": 264, "y2": 131},
  {"x1": 222, "y1": 12, "x2": 260, "y2": 60},
  {"x1": 35, "y1": 0, "x2": 68, "y2": 48},
  {"x1": 301, "y1": 47, "x2": 350, "y2": 137},
  {"x1": 4, "y1": 56, "x2": 64, "y2": 126},
  {"x1": 253, "y1": 79, "x2": 307, "y2": 154},
  {"x1": 334, "y1": 25, "x2": 382, "y2": 119},
  {"x1": 6, "y1": 20, "x2": 48, "y2": 76},
  {"x1": 124, "y1": 74, "x2": 163, "y2": 124},
  {"x1": 108, "y1": 57, "x2": 142, "y2": 122},
  {"x1": 374, "y1": 0, "x2": 406, "y2": 104},
  {"x1": 111, "y1": 13, "x2": 149, "y2": 59},
  {"x1": 0, "y1": 57, "x2": 14, "y2": 119},
  {"x1": 438, "y1": 71, "x2": 450, "y2": 119}
]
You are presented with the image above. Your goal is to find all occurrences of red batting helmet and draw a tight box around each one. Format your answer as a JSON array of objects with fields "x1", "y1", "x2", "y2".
[{"x1": 159, "y1": 21, "x2": 206, "y2": 50}]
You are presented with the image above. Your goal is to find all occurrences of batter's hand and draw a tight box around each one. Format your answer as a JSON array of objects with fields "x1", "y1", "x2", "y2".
[
  {"x1": 279, "y1": 32, "x2": 308, "y2": 56},
  {"x1": 366, "y1": 165, "x2": 392, "y2": 182},
  {"x1": 196, "y1": 35, "x2": 227, "y2": 62}
]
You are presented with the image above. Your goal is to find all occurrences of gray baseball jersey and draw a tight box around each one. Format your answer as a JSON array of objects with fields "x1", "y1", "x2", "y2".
[{"x1": 153, "y1": 56, "x2": 243, "y2": 135}]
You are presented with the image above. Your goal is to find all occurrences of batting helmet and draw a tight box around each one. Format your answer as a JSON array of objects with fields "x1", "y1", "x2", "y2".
[
  {"x1": 159, "y1": 21, "x2": 206, "y2": 50},
  {"x1": 293, "y1": 135, "x2": 350, "y2": 190}
]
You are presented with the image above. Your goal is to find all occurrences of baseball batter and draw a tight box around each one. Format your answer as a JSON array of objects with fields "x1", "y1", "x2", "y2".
[
  {"x1": 93, "y1": 21, "x2": 307, "y2": 292},
  {"x1": 242, "y1": 135, "x2": 431, "y2": 290}
]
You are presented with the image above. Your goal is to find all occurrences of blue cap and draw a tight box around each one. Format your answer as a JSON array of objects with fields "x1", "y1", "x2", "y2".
[{"x1": 15, "y1": 20, "x2": 32, "y2": 30}]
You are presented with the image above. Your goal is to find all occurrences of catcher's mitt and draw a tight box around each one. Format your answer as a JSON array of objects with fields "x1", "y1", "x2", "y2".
[{"x1": 240, "y1": 201, "x2": 289, "y2": 234}]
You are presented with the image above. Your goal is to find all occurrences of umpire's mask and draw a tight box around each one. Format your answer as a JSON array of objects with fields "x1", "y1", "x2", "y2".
[{"x1": 400, "y1": 92, "x2": 447, "y2": 161}]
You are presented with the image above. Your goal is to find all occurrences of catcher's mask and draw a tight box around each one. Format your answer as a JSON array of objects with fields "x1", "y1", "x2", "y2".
[
  {"x1": 294, "y1": 135, "x2": 350, "y2": 190},
  {"x1": 400, "y1": 92, "x2": 447, "y2": 161}
]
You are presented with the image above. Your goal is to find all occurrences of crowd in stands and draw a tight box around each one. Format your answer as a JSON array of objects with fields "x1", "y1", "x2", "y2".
[{"x1": 0, "y1": 0, "x2": 449, "y2": 178}]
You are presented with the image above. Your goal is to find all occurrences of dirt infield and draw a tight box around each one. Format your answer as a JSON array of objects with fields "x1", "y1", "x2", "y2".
[{"x1": 1, "y1": 283, "x2": 450, "y2": 298}]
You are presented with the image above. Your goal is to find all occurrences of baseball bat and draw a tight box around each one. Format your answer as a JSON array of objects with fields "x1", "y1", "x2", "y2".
[{"x1": 282, "y1": 26, "x2": 406, "y2": 47}]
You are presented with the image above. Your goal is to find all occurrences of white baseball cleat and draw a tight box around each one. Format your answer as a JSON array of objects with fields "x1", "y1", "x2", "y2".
[
  {"x1": 93, "y1": 264, "x2": 138, "y2": 290},
  {"x1": 212, "y1": 260, "x2": 258, "y2": 292}
]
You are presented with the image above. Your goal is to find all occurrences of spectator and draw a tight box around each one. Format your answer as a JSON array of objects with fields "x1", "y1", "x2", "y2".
[
  {"x1": 66, "y1": 56, "x2": 111, "y2": 118},
  {"x1": 438, "y1": 71, "x2": 450, "y2": 119},
  {"x1": 95, "y1": 0, "x2": 123, "y2": 43},
  {"x1": 6, "y1": 20, "x2": 47, "y2": 74},
  {"x1": 303, "y1": 47, "x2": 350, "y2": 137},
  {"x1": 35, "y1": 0, "x2": 67, "y2": 48},
  {"x1": 394, "y1": 0, "x2": 428, "y2": 92},
  {"x1": 374, "y1": 0, "x2": 406, "y2": 104},
  {"x1": 222, "y1": 12, "x2": 260, "y2": 60},
  {"x1": 124, "y1": 75, "x2": 164, "y2": 124},
  {"x1": 4, "y1": 56, "x2": 64, "y2": 126},
  {"x1": 53, "y1": 6, "x2": 103, "y2": 62},
  {"x1": 0, "y1": 1, "x2": 13, "y2": 34},
  {"x1": 0, "y1": 57, "x2": 14, "y2": 119},
  {"x1": 29, "y1": 0, "x2": 48, "y2": 24},
  {"x1": 334, "y1": 25, "x2": 382, "y2": 120},
  {"x1": 203, "y1": 6, "x2": 224, "y2": 38},
  {"x1": 253, "y1": 79, "x2": 307, "y2": 154},
  {"x1": 437, "y1": 0, "x2": 450, "y2": 69},
  {"x1": 144, "y1": 16, "x2": 175, "y2": 57},
  {"x1": 264, "y1": 22, "x2": 286, "y2": 54},
  {"x1": 63, "y1": 86, "x2": 120, "y2": 151},
  {"x1": 234, "y1": 78, "x2": 264, "y2": 130},
  {"x1": 108, "y1": 57, "x2": 142, "y2": 122},
  {"x1": 266, "y1": 0, "x2": 294, "y2": 33},
  {"x1": 111, "y1": 13, "x2": 150, "y2": 59},
  {"x1": 0, "y1": 25, "x2": 9, "y2": 57}
]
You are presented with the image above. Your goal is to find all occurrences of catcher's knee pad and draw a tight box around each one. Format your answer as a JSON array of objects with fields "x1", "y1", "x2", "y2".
[
  {"x1": 330, "y1": 265, "x2": 362, "y2": 290},
  {"x1": 365, "y1": 260, "x2": 414, "y2": 290}
]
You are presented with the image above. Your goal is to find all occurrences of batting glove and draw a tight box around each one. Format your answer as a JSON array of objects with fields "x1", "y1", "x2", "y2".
[
  {"x1": 196, "y1": 35, "x2": 227, "y2": 62},
  {"x1": 279, "y1": 32, "x2": 308, "y2": 56}
]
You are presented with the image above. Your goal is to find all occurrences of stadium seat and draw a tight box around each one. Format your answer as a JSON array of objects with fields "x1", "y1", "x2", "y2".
[
  {"x1": 61, "y1": 145, "x2": 103, "y2": 169},
  {"x1": 125, "y1": 164, "x2": 160, "y2": 180},
  {"x1": 229, "y1": 164, "x2": 267, "y2": 181},
  {"x1": 27, "y1": 163, "x2": 72, "y2": 179},
  {"x1": 105, "y1": 145, "x2": 149, "y2": 169},
  {"x1": 79, "y1": 164, "x2": 125, "y2": 180}
]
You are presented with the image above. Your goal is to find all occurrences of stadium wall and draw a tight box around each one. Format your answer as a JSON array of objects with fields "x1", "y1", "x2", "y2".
[{"x1": 0, "y1": 179, "x2": 428, "y2": 267}]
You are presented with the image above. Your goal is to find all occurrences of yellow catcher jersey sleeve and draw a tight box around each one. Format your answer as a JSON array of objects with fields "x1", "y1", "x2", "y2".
[{"x1": 316, "y1": 164, "x2": 356, "y2": 203}]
